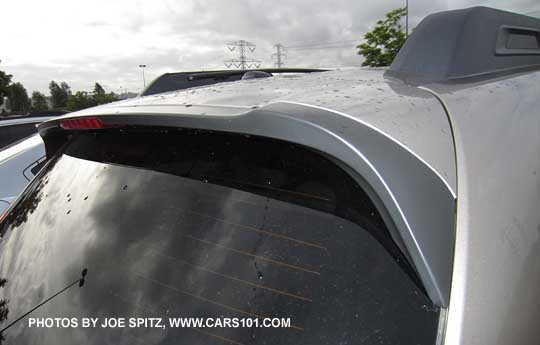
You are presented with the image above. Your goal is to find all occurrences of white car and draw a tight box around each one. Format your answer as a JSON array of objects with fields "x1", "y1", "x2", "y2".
[{"x1": 0, "y1": 117, "x2": 51, "y2": 214}]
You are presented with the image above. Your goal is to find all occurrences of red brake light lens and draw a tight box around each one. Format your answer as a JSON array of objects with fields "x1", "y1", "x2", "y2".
[{"x1": 60, "y1": 117, "x2": 107, "y2": 130}]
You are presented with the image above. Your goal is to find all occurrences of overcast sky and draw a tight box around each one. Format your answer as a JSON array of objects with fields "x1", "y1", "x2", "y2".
[{"x1": 2, "y1": 0, "x2": 539, "y2": 95}]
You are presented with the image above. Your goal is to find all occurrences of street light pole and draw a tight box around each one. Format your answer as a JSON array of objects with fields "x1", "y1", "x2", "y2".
[
  {"x1": 406, "y1": 0, "x2": 409, "y2": 37},
  {"x1": 138, "y1": 64, "x2": 147, "y2": 88}
]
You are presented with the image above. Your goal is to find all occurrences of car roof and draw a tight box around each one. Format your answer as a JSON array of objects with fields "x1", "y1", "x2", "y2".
[
  {"x1": 0, "y1": 116, "x2": 53, "y2": 127},
  {"x1": 0, "y1": 133, "x2": 43, "y2": 164}
]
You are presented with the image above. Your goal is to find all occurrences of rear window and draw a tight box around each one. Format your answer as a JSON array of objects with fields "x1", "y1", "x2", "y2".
[{"x1": 0, "y1": 129, "x2": 439, "y2": 345}]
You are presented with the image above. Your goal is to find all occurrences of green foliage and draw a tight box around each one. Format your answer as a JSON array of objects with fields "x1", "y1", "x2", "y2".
[
  {"x1": 66, "y1": 84, "x2": 118, "y2": 111},
  {"x1": 93, "y1": 92, "x2": 118, "y2": 106},
  {"x1": 49, "y1": 80, "x2": 71, "y2": 109},
  {"x1": 9, "y1": 82, "x2": 30, "y2": 112},
  {"x1": 357, "y1": 7, "x2": 407, "y2": 67},
  {"x1": 31, "y1": 91, "x2": 49, "y2": 112},
  {"x1": 60, "y1": 82, "x2": 71, "y2": 95},
  {"x1": 0, "y1": 70, "x2": 12, "y2": 106},
  {"x1": 93, "y1": 82, "x2": 105, "y2": 96},
  {"x1": 66, "y1": 91, "x2": 96, "y2": 111}
]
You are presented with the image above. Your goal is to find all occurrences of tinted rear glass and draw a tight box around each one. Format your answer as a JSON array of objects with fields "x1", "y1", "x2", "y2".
[{"x1": 0, "y1": 129, "x2": 439, "y2": 345}]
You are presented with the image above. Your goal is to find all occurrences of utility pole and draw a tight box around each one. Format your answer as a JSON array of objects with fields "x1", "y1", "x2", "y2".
[
  {"x1": 138, "y1": 64, "x2": 147, "y2": 88},
  {"x1": 272, "y1": 44, "x2": 286, "y2": 68},
  {"x1": 405, "y1": 0, "x2": 409, "y2": 37},
  {"x1": 224, "y1": 40, "x2": 261, "y2": 70}
]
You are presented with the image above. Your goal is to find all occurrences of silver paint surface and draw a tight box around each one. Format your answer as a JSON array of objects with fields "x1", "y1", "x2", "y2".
[{"x1": 425, "y1": 71, "x2": 540, "y2": 345}]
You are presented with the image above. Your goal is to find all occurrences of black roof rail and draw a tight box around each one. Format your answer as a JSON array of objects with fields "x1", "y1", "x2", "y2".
[
  {"x1": 386, "y1": 6, "x2": 540, "y2": 84},
  {"x1": 141, "y1": 68, "x2": 328, "y2": 96}
]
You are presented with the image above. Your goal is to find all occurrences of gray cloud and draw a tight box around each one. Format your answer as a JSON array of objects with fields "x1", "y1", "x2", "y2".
[{"x1": 2, "y1": 0, "x2": 539, "y2": 95}]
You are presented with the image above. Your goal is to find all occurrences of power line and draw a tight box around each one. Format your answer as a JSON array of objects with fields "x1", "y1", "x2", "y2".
[
  {"x1": 224, "y1": 40, "x2": 261, "y2": 70},
  {"x1": 287, "y1": 43, "x2": 358, "y2": 51},
  {"x1": 272, "y1": 43, "x2": 286, "y2": 68},
  {"x1": 286, "y1": 40, "x2": 358, "y2": 49}
]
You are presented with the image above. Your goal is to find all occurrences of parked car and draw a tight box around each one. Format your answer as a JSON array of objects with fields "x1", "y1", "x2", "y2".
[
  {"x1": 0, "y1": 116, "x2": 52, "y2": 150},
  {"x1": 0, "y1": 134, "x2": 46, "y2": 215},
  {"x1": 0, "y1": 116, "x2": 53, "y2": 215},
  {"x1": 0, "y1": 6, "x2": 539, "y2": 345}
]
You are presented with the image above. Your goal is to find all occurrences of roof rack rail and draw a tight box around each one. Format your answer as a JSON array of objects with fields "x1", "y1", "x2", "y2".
[{"x1": 386, "y1": 6, "x2": 540, "y2": 84}]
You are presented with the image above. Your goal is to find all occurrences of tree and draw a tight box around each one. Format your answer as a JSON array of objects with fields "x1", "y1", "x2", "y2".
[
  {"x1": 66, "y1": 91, "x2": 96, "y2": 111},
  {"x1": 60, "y1": 81, "x2": 72, "y2": 97},
  {"x1": 93, "y1": 92, "x2": 118, "y2": 106},
  {"x1": 93, "y1": 82, "x2": 105, "y2": 96},
  {"x1": 66, "y1": 83, "x2": 119, "y2": 111},
  {"x1": 49, "y1": 80, "x2": 71, "y2": 109},
  {"x1": 8, "y1": 82, "x2": 30, "y2": 112},
  {"x1": 92, "y1": 82, "x2": 118, "y2": 105},
  {"x1": 31, "y1": 91, "x2": 48, "y2": 112},
  {"x1": 0, "y1": 70, "x2": 12, "y2": 107},
  {"x1": 357, "y1": 7, "x2": 407, "y2": 67}
]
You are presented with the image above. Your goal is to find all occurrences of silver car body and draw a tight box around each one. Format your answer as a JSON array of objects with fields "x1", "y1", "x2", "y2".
[
  {"x1": 37, "y1": 63, "x2": 540, "y2": 343},
  {"x1": 425, "y1": 73, "x2": 540, "y2": 345},
  {"x1": 0, "y1": 116, "x2": 51, "y2": 128},
  {"x1": 33, "y1": 7, "x2": 540, "y2": 344}
]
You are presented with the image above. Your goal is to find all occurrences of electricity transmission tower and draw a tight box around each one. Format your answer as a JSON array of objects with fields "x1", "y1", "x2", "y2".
[
  {"x1": 224, "y1": 40, "x2": 261, "y2": 69},
  {"x1": 272, "y1": 43, "x2": 286, "y2": 68}
]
